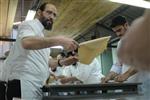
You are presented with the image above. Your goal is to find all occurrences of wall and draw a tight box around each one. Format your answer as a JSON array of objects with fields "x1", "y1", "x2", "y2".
[
  {"x1": 112, "y1": 48, "x2": 119, "y2": 64},
  {"x1": 101, "y1": 48, "x2": 113, "y2": 75}
]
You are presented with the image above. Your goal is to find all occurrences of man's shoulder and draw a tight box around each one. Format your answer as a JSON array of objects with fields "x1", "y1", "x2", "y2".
[
  {"x1": 20, "y1": 19, "x2": 36, "y2": 26},
  {"x1": 18, "y1": 19, "x2": 37, "y2": 30},
  {"x1": 19, "y1": 19, "x2": 43, "y2": 32}
]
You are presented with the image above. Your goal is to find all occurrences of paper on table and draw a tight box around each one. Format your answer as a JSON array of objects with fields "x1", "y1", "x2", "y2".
[{"x1": 78, "y1": 36, "x2": 111, "y2": 64}]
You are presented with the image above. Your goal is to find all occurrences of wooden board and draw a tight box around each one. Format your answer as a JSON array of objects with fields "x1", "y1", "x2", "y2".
[{"x1": 0, "y1": 0, "x2": 18, "y2": 37}]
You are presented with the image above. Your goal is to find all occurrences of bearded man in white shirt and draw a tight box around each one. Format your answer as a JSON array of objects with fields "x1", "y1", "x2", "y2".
[{"x1": 0, "y1": 2, "x2": 78, "y2": 100}]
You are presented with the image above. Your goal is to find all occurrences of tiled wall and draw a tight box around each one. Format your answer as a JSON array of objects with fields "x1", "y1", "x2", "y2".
[{"x1": 101, "y1": 48, "x2": 113, "y2": 75}]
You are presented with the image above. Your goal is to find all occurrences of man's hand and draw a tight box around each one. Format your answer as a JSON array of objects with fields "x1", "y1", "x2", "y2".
[
  {"x1": 101, "y1": 71, "x2": 119, "y2": 83},
  {"x1": 60, "y1": 56, "x2": 78, "y2": 66},
  {"x1": 114, "y1": 74, "x2": 129, "y2": 82},
  {"x1": 114, "y1": 67, "x2": 137, "y2": 82},
  {"x1": 60, "y1": 77, "x2": 70, "y2": 84},
  {"x1": 55, "y1": 36, "x2": 79, "y2": 51},
  {"x1": 22, "y1": 35, "x2": 79, "y2": 51},
  {"x1": 101, "y1": 77, "x2": 111, "y2": 83},
  {"x1": 60, "y1": 77, "x2": 78, "y2": 84}
]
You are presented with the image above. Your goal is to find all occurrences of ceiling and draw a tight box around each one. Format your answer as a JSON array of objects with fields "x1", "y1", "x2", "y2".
[
  {"x1": 1, "y1": 0, "x2": 147, "y2": 47},
  {"x1": 0, "y1": 0, "x2": 120, "y2": 38},
  {"x1": 75, "y1": 5, "x2": 145, "y2": 45}
]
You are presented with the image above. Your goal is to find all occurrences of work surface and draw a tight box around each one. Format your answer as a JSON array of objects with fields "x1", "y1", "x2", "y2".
[{"x1": 42, "y1": 83, "x2": 149, "y2": 100}]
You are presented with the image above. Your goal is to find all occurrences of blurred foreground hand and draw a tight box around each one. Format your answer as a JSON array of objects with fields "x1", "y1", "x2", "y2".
[{"x1": 118, "y1": 10, "x2": 150, "y2": 71}]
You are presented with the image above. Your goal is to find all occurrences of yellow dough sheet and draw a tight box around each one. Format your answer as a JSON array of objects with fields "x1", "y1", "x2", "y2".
[{"x1": 78, "y1": 36, "x2": 111, "y2": 64}]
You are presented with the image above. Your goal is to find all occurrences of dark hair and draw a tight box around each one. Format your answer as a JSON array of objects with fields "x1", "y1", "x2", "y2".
[
  {"x1": 110, "y1": 15, "x2": 127, "y2": 28},
  {"x1": 60, "y1": 49, "x2": 78, "y2": 58},
  {"x1": 60, "y1": 51, "x2": 66, "y2": 58},
  {"x1": 60, "y1": 49, "x2": 78, "y2": 66},
  {"x1": 38, "y1": 2, "x2": 48, "y2": 11}
]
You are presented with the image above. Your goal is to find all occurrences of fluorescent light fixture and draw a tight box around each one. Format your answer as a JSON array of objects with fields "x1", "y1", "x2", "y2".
[
  {"x1": 13, "y1": 21, "x2": 22, "y2": 25},
  {"x1": 50, "y1": 46, "x2": 64, "y2": 49},
  {"x1": 109, "y1": 0, "x2": 150, "y2": 9},
  {"x1": 25, "y1": 10, "x2": 36, "y2": 21}
]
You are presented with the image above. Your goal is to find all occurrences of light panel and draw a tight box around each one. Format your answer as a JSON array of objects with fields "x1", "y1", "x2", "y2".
[
  {"x1": 25, "y1": 10, "x2": 36, "y2": 21},
  {"x1": 109, "y1": 0, "x2": 150, "y2": 9}
]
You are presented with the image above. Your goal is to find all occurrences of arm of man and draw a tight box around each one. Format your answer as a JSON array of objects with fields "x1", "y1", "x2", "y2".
[
  {"x1": 114, "y1": 67, "x2": 138, "y2": 82},
  {"x1": 101, "y1": 63, "x2": 122, "y2": 83},
  {"x1": 22, "y1": 36, "x2": 78, "y2": 51}
]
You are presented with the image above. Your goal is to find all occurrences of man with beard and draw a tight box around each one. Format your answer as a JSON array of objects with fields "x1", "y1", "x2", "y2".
[
  {"x1": 101, "y1": 16, "x2": 138, "y2": 83},
  {"x1": 0, "y1": 3, "x2": 78, "y2": 100}
]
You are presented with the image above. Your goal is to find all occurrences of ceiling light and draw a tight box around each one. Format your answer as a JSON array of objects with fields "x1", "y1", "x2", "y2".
[
  {"x1": 109, "y1": 0, "x2": 150, "y2": 9},
  {"x1": 25, "y1": 10, "x2": 36, "y2": 21},
  {"x1": 13, "y1": 21, "x2": 22, "y2": 25},
  {"x1": 50, "y1": 46, "x2": 64, "y2": 49}
]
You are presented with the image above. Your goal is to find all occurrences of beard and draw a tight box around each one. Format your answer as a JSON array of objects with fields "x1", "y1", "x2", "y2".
[{"x1": 40, "y1": 17, "x2": 53, "y2": 30}]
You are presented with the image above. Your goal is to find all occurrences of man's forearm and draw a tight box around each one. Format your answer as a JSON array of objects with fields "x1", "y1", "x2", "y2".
[
  {"x1": 59, "y1": 56, "x2": 78, "y2": 66},
  {"x1": 123, "y1": 67, "x2": 138, "y2": 78},
  {"x1": 49, "y1": 56, "x2": 78, "y2": 70},
  {"x1": 101, "y1": 71, "x2": 119, "y2": 83},
  {"x1": 22, "y1": 36, "x2": 61, "y2": 50}
]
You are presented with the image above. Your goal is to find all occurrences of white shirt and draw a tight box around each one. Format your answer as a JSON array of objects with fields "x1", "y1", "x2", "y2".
[
  {"x1": 50, "y1": 67, "x2": 64, "y2": 77},
  {"x1": 1, "y1": 19, "x2": 50, "y2": 83},
  {"x1": 63, "y1": 58, "x2": 104, "y2": 84},
  {"x1": 110, "y1": 63, "x2": 122, "y2": 74}
]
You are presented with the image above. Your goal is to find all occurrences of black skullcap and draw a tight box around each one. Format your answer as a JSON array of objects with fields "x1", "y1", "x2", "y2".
[{"x1": 110, "y1": 15, "x2": 127, "y2": 28}]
